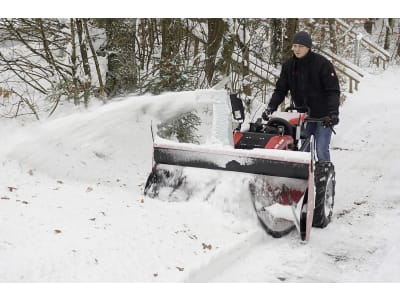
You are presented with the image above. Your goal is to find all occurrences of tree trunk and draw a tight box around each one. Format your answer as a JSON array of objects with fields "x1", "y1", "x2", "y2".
[
  {"x1": 364, "y1": 18, "x2": 374, "y2": 34},
  {"x1": 397, "y1": 34, "x2": 400, "y2": 58},
  {"x1": 384, "y1": 18, "x2": 394, "y2": 50},
  {"x1": 75, "y1": 18, "x2": 91, "y2": 107},
  {"x1": 83, "y1": 18, "x2": 105, "y2": 100},
  {"x1": 70, "y1": 18, "x2": 79, "y2": 105},
  {"x1": 183, "y1": 19, "x2": 190, "y2": 64},
  {"x1": 328, "y1": 18, "x2": 338, "y2": 54},
  {"x1": 282, "y1": 18, "x2": 298, "y2": 62},
  {"x1": 205, "y1": 18, "x2": 225, "y2": 85},
  {"x1": 146, "y1": 19, "x2": 156, "y2": 72},
  {"x1": 240, "y1": 20, "x2": 249, "y2": 77},
  {"x1": 270, "y1": 19, "x2": 283, "y2": 67},
  {"x1": 220, "y1": 34, "x2": 235, "y2": 76},
  {"x1": 138, "y1": 19, "x2": 146, "y2": 70},
  {"x1": 161, "y1": 18, "x2": 174, "y2": 66},
  {"x1": 159, "y1": 18, "x2": 176, "y2": 91},
  {"x1": 103, "y1": 19, "x2": 137, "y2": 97},
  {"x1": 318, "y1": 19, "x2": 327, "y2": 47},
  {"x1": 193, "y1": 37, "x2": 200, "y2": 66}
]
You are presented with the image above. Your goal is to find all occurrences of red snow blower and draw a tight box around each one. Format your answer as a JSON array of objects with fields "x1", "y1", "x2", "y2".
[{"x1": 144, "y1": 94, "x2": 335, "y2": 242}]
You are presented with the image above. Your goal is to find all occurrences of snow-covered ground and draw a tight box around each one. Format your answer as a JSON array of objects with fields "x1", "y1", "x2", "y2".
[{"x1": 1, "y1": 66, "x2": 400, "y2": 295}]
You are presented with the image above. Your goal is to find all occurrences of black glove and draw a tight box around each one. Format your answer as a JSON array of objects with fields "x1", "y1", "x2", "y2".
[
  {"x1": 262, "y1": 107, "x2": 275, "y2": 121},
  {"x1": 322, "y1": 114, "x2": 339, "y2": 128},
  {"x1": 330, "y1": 114, "x2": 339, "y2": 126}
]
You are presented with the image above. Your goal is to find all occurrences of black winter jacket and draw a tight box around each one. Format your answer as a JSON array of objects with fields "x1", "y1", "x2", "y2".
[{"x1": 268, "y1": 51, "x2": 340, "y2": 118}]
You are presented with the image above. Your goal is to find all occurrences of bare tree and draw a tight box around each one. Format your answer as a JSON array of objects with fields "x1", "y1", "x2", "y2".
[
  {"x1": 0, "y1": 18, "x2": 72, "y2": 118},
  {"x1": 270, "y1": 19, "x2": 283, "y2": 67},
  {"x1": 83, "y1": 19, "x2": 105, "y2": 100},
  {"x1": 160, "y1": 19, "x2": 175, "y2": 80},
  {"x1": 100, "y1": 18, "x2": 137, "y2": 97},
  {"x1": 75, "y1": 18, "x2": 91, "y2": 107},
  {"x1": 70, "y1": 18, "x2": 79, "y2": 105},
  {"x1": 384, "y1": 18, "x2": 394, "y2": 50},
  {"x1": 328, "y1": 19, "x2": 338, "y2": 54},
  {"x1": 364, "y1": 18, "x2": 374, "y2": 34},
  {"x1": 205, "y1": 18, "x2": 226, "y2": 85},
  {"x1": 397, "y1": 32, "x2": 400, "y2": 58},
  {"x1": 282, "y1": 18, "x2": 298, "y2": 61}
]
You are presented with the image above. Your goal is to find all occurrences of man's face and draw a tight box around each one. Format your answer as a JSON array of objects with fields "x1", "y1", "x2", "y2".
[{"x1": 292, "y1": 44, "x2": 310, "y2": 58}]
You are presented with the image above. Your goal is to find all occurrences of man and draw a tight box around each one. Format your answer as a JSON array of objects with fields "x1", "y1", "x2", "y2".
[{"x1": 262, "y1": 31, "x2": 340, "y2": 162}]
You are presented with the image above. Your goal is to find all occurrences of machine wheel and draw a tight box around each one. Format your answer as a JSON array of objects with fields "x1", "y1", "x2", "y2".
[
  {"x1": 266, "y1": 117, "x2": 294, "y2": 136},
  {"x1": 312, "y1": 161, "x2": 335, "y2": 228}
]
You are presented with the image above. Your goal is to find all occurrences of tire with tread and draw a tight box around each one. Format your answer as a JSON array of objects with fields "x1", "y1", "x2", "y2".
[{"x1": 312, "y1": 161, "x2": 335, "y2": 228}]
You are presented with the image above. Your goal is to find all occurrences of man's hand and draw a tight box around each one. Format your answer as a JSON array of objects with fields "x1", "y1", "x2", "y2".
[
  {"x1": 322, "y1": 114, "x2": 339, "y2": 127},
  {"x1": 262, "y1": 108, "x2": 275, "y2": 121}
]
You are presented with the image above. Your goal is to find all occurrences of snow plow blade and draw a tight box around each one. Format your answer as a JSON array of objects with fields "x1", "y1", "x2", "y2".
[
  {"x1": 149, "y1": 143, "x2": 310, "y2": 179},
  {"x1": 144, "y1": 142, "x2": 315, "y2": 241}
]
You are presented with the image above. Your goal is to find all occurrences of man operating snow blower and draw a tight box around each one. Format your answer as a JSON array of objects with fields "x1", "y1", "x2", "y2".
[
  {"x1": 262, "y1": 31, "x2": 340, "y2": 162},
  {"x1": 144, "y1": 32, "x2": 340, "y2": 242}
]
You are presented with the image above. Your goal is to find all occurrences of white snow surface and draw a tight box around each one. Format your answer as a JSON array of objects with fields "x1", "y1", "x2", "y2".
[{"x1": 1, "y1": 67, "x2": 400, "y2": 288}]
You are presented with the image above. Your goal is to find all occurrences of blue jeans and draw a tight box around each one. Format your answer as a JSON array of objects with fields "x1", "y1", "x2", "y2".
[{"x1": 302, "y1": 122, "x2": 332, "y2": 162}]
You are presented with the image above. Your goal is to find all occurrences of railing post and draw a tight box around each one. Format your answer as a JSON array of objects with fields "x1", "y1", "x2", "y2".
[
  {"x1": 349, "y1": 78, "x2": 353, "y2": 93},
  {"x1": 354, "y1": 33, "x2": 362, "y2": 66}
]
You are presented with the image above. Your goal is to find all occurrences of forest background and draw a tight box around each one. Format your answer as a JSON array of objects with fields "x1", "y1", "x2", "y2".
[{"x1": 1, "y1": 15, "x2": 399, "y2": 128}]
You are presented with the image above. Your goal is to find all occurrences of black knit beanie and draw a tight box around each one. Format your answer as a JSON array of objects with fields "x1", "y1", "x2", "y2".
[{"x1": 293, "y1": 31, "x2": 312, "y2": 48}]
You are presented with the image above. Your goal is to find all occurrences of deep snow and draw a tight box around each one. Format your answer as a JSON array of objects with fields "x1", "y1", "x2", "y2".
[{"x1": 1, "y1": 66, "x2": 400, "y2": 292}]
